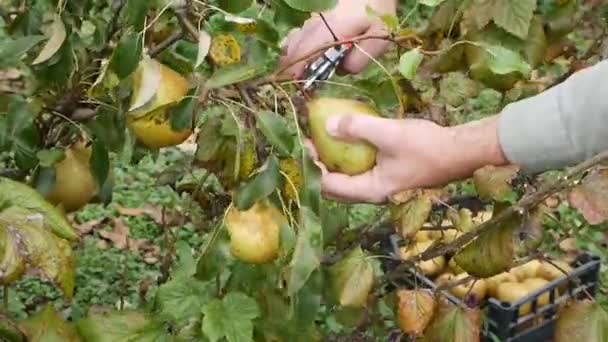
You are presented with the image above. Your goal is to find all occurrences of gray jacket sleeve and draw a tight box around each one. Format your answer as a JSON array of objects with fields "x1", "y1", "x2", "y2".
[{"x1": 497, "y1": 59, "x2": 608, "y2": 174}]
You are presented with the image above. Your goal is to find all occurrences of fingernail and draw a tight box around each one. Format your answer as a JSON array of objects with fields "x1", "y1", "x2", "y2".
[{"x1": 326, "y1": 115, "x2": 341, "y2": 136}]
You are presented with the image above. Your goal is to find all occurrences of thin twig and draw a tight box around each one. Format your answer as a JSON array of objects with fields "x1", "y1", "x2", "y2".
[
  {"x1": 413, "y1": 149, "x2": 608, "y2": 263},
  {"x1": 174, "y1": 8, "x2": 200, "y2": 41},
  {"x1": 150, "y1": 31, "x2": 183, "y2": 57}
]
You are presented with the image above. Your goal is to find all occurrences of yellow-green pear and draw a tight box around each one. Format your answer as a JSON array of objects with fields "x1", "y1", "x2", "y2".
[{"x1": 307, "y1": 97, "x2": 378, "y2": 175}]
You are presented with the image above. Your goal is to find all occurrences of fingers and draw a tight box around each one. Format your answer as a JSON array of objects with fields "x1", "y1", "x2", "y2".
[
  {"x1": 325, "y1": 113, "x2": 400, "y2": 152},
  {"x1": 340, "y1": 23, "x2": 391, "y2": 74}
]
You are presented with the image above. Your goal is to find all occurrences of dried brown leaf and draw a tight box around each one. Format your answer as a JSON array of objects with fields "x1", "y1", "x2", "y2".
[
  {"x1": 567, "y1": 168, "x2": 608, "y2": 225},
  {"x1": 473, "y1": 165, "x2": 520, "y2": 202},
  {"x1": 75, "y1": 218, "x2": 107, "y2": 236},
  {"x1": 98, "y1": 218, "x2": 129, "y2": 250}
]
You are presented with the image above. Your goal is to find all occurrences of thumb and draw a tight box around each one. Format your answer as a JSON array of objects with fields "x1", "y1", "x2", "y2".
[{"x1": 325, "y1": 113, "x2": 396, "y2": 151}]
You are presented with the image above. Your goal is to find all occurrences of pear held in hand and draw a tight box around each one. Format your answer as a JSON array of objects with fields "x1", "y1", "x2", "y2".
[{"x1": 307, "y1": 97, "x2": 378, "y2": 175}]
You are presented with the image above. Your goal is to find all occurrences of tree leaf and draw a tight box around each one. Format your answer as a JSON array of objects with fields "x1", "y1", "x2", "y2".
[
  {"x1": 32, "y1": 15, "x2": 67, "y2": 65},
  {"x1": 33, "y1": 167, "x2": 56, "y2": 197},
  {"x1": 567, "y1": 168, "x2": 608, "y2": 225},
  {"x1": 300, "y1": 149, "x2": 321, "y2": 216},
  {"x1": 124, "y1": 0, "x2": 151, "y2": 30},
  {"x1": 473, "y1": 164, "x2": 520, "y2": 203},
  {"x1": 0, "y1": 35, "x2": 45, "y2": 68},
  {"x1": 256, "y1": 111, "x2": 293, "y2": 156},
  {"x1": 282, "y1": 0, "x2": 337, "y2": 12},
  {"x1": 399, "y1": 48, "x2": 424, "y2": 80},
  {"x1": 205, "y1": 64, "x2": 259, "y2": 89},
  {"x1": 0, "y1": 97, "x2": 40, "y2": 169},
  {"x1": 0, "y1": 313, "x2": 25, "y2": 342},
  {"x1": 287, "y1": 207, "x2": 323, "y2": 296},
  {"x1": 481, "y1": 44, "x2": 531, "y2": 77},
  {"x1": 0, "y1": 221, "x2": 26, "y2": 286},
  {"x1": 554, "y1": 299, "x2": 608, "y2": 342},
  {"x1": 90, "y1": 139, "x2": 110, "y2": 188},
  {"x1": 0, "y1": 177, "x2": 78, "y2": 241},
  {"x1": 272, "y1": 0, "x2": 310, "y2": 28},
  {"x1": 328, "y1": 247, "x2": 374, "y2": 308},
  {"x1": 390, "y1": 192, "x2": 433, "y2": 239},
  {"x1": 493, "y1": 0, "x2": 537, "y2": 40},
  {"x1": 201, "y1": 292, "x2": 259, "y2": 342},
  {"x1": 218, "y1": 0, "x2": 252, "y2": 13},
  {"x1": 365, "y1": 5, "x2": 399, "y2": 31},
  {"x1": 170, "y1": 87, "x2": 197, "y2": 131},
  {"x1": 36, "y1": 148, "x2": 65, "y2": 168},
  {"x1": 419, "y1": 0, "x2": 448, "y2": 7},
  {"x1": 109, "y1": 31, "x2": 143, "y2": 79},
  {"x1": 18, "y1": 304, "x2": 81, "y2": 342},
  {"x1": 1, "y1": 207, "x2": 75, "y2": 300},
  {"x1": 234, "y1": 156, "x2": 281, "y2": 211},
  {"x1": 128, "y1": 57, "x2": 161, "y2": 112},
  {"x1": 76, "y1": 309, "x2": 171, "y2": 341},
  {"x1": 255, "y1": 19, "x2": 280, "y2": 46},
  {"x1": 195, "y1": 30, "x2": 212, "y2": 68},
  {"x1": 155, "y1": 275, "x2": 213, "y2": 323},
  {"x1": 423, "y1": 301, "x2": 482, "y2": 342}
]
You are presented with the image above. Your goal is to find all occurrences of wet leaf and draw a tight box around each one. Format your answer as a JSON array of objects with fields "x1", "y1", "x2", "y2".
[
  {"x1": 234, "y1": 156, "x2": 281, "y2": 211},
  {"x1": 567, "y1": 168, "x2": 608, "y2": 225},
  {"x1": 327, "y1": 247, "x2": 374, "y2": 308},
  {"x1": 0, "y1": 177, "x2": 78, "y2": 241},
  {"x1": 19, "y1": 304, "x2": 81, "y2": 341},
  {"x1": 396, "y1": 289, "x2": 436, "y2": 336},
  {"x1": 201, "y1": 292, "x2": 259, "y2": 342},
  {"x1": 390, "y1": 191, "x2": 433, "y2": 239},
  {"x1": 1, "y1": 207, "x2": 75, "y2": 299},
  {"x1": 32, "y1": 15, "x2": 67, "y2": 65},
  {"x1": 473, "y1": 165, "x2": 520, "y2": 203},
  {"x1": 256, "y1": 111, "x2": 293, "y2": 156},
  {"x1": 76, "y1": 309, "x2": 171, "y2": 341},
  {"x1": 554, "y1": 299, "x2": 608, "y2": 342},
  {"x1": 399, "y1": 48, "x2": 424, "y2": 80},
  {"x1": 287, "y1": 207, "x2": 323, "y2": 296},
  {"x1": 195, "y1": 30, "x2": 212, "y2": 68}
]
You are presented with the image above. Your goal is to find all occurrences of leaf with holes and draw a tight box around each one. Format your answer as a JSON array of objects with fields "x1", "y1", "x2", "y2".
[
  {"x1": 32, "y1": 15, "x2": 67, "y2": 65},
  {"x1": 567, "y1": 169, "x2": 608, "y2": 225}
]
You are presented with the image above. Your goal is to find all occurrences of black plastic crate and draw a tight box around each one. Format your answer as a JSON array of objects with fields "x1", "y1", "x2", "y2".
[{"x1": 382, "y1": 234, "x2": 601, "y2": 342}]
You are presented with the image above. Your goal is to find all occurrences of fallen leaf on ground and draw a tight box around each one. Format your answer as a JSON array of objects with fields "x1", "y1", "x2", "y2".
[
  {"x1": 116, "y1": 206, "x2": 145, "y2": 217},
  {"x1": 115, "y1": 204, "x2": 183, "y2": 226},
  {"x1": 75, "y1": 218, "x2": 107, "y2": 236},
  {"x1": 98, "y1": 218, "x2": 129, "y2": 250}
]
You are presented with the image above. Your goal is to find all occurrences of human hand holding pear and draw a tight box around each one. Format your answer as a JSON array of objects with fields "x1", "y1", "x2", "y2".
[{"x1": 306, "y1": 98, "x2": 508, "y2": 203}]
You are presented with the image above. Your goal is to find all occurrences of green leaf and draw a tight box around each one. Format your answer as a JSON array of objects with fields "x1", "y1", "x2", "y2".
[
  {"x1": 420, "y1": 0, "x2": 448, "y2": 6},
  {"x1": 218, "y1": 0, "x2": 253, "y2": 13},
  {"x1": 205, "y1": 64, "x2": 259, "y2": 89},
  {"x1": 365, "y1": 5, "x2": 399, "y2": 31},
  {"x1": 273, "y1": 0, "x2": 310, "y2": 28},
  {"x1": 0, "y1": 313, "x2": 25, "y2": 342},
  {"x1": 170, "y1": 87, "x2": 197, "y2": 131},
  {"x1": 90, "y1": 139, "x2": 110, "y2": 188},
  {"x1": 36, "y1": 149, "x2": 65, "y2": 168},
  {"x1": 124, "y1": 0, "x2": 151, "y2": 30},
  {"x1": 33, "y1": 167, "x2": 56, "y2": 197},
  {"x1": 282, "y1": 0, "x2": 337, "y2": 12},
  {"x1": 76, "y1": 310, "x2": 171, "y2": 342},
  {"x1": 109, "y1": 31, "x2": 143, "y2": 79},
  {"x1": 234, "y1": 156, "x2": 281, "y2": 211},
  {"x1": 18, "y1": 304, "x2": 81, "y2": 342},
  {"x1": 201, "y1": 292, "x2": 259, "y2": 342},
  {"x1": 328, "y1": 247, "x2": 375, "y2": 308},
  {"x1": 398, "y1": 48, "x2": 424, "y2": 80},
  {"x1": 0, "y1": 97, "x2": 40, "y2": 169},
  {"x1": 156, "y1": 275, "x2": 213, "y2": 323},
  {"x1": 481, "y1": 44, "x2": 531, "y2": 77},
  {"x1": 256, "y1": 111, "x2": 293, "y2": 156},
  {"x1": 0, "y1": 35, "x2": 45, "y2": 68},
  {"x1": 493, "y1": 0, "x2": 537, "y2": 40},
  {"x1": 255, "y1": 19, "x2": 280, "y2": 46},
  {"x1": 287, "y1": 207, "x2": 323, "y2": 296},
  {"x1": 32, "y1": 14, "x2": 66, "y2": 65},
  {"x1": 300, "y1": 149, "x2": 321, "y2": 216}
]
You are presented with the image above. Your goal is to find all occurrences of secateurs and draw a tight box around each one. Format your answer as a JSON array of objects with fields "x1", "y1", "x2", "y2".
[{"x1": 301, "y1": 42, "x2": 353, "y2": 91}]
